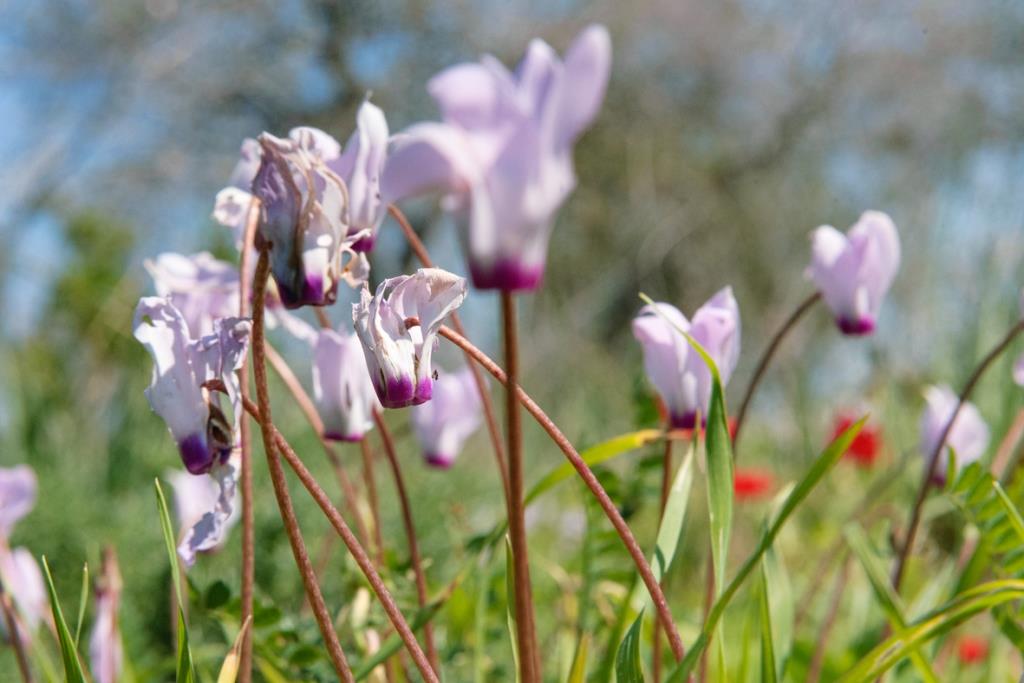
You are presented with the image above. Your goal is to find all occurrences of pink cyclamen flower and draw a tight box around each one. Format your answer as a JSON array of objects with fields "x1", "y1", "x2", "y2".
[
  {"x1": 411, "y1": 366, "x2": 483, "y2": 467},
  {"x1": 134, "y1": 297, "x2": 250, "y2": 475},
  {"x1": 353, "y1": 268, "x2": 467, "y2": 408},
  {"x1": 166, "y1": 468, "x2": 239, "y2": 555},
  {"x1": 807, "y1": 211, "x2": 900, "y2": 335},
  {"x1": 144, "y1": 252, "x2": 240, "y2": 337},
  {"x1": 382, "y1": 25, "x2": 611, "y2": 291},
  {"x1": 312, "y1": 327, "x2": 381, "y2": 441},
  {"x1": 0, "y1": 465, "x2": 47, "y2": 645},
  {"x1": 920, "y1": 384, "x2": 990, "y2": 479},
  {"x1": 632, "y1": 287, "x2": 741, "y2": 429},
  {"x1": 89, "y1": 547, "x2": 123, "y2": 683}
]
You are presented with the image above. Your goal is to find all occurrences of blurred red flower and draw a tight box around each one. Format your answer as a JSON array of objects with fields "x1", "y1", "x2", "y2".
[
  {"x1": 957, "y1": 635, "x2": 988, "y2": 665},
  {"x1": 733, "y1": 468, "x2": 774, "y2": 501},
  {"x1": 833, "y1": 414, "x2": 881, "y2": 467}
]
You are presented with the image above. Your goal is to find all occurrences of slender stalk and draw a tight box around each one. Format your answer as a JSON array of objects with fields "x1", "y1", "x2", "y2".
[
  {"x1": 891, "y1": 319, "x2": 1024, "y2": 592},
  {"x1": 697, "y1": 554, "x2": 713, "y2": 683},
  {"x1": 0, "y1": 577, "x2": 33, "y2": 683},
  {"x1": 250, "y1": 250, "x2": 356, "y2": 683},
  {"x1": 360, "y1": 437, "x2": 386, "y2": 566},
  {"x1": 237, "y1": 196, "x2": 259, "y2": 683},
  {"x1": 652, "y1": 437, "x2": 673, "y2": 683},
  {"x1": 374, "y1": 410, "x2": 440, "y2": 674},
  {"x1": 264, "y1": 342, "x2": 372, "y2": 548},
  {"x1": 732, "y1": 292, "x2": 821, "y2": 451},
  {"x1": 806, "y1": 556, "x2": 851, "y2": 683},
  {"x1": 241, "y1": 397, "x2": 440, "y2": 683},
  {"x1": 501, "y1": 292, "x2": 542, "y2": 682},
  {"x1": 388, "y1": 205, "x2": 511, "y2": 504},
  {"x1": 435, "y1": 321, "x2": 687, "y2": 662}
]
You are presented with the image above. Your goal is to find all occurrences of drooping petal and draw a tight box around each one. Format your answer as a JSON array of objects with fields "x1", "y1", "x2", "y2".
[
  {"x1": 0, "y1": 547, "x2": 47, "y2": 643},
  {"x1": 411, "y1": 366, "x2": 482, "y2": 467},
  {"x1": 555, "y1": 24, "x2": 613, "y2": 147},
  {"x1": 176, "y1": 459, "x2": 239, "y2": 567},
  {"x1": 427, "y1": 62, "x2": 511, "y2": 130},
  {"x1": 228, "y1": 138, "x2": 262, "y2": 191},
  {"x1": 332, "y1": 101, "x2": 389, "y2": 251},
  {"x1": 686, "y1": 286, "x2": 742, "y2": 409},
  {"x1": 289, "y1": 126, "x2": 343, "y2": 161},
  {"x1": 89, "y1": 548, "x2": 123, "y2": 683},
  {"x1": 312, "y1": 328, "x2": 380, "y2": 441},
  {"x1": 0, "y1": 465, "x2": 36, "y2": 538},
  {"x1": 144, "y1": 252, "x2": 240, "y2": 337}
]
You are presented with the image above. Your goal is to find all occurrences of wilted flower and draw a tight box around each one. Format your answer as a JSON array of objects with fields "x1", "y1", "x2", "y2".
[
  {"x1": 133, "y1": 297, "x2": 251, "y2": 475},
  {"x1": 807, "y1": 211, "x2": 901, "y2": 335},
  {"x1": 252, "y1": 131, "x2": 360, "y2": 308},
  {"x1": 382, "y1": 25, "x2": 612, "y2": 291},
  {"x1": 411, "y1": 366, "x2": 483, "y2": 467},
  {"x1": 632, "y1": 287, "x2": 741, "y2": 429},
  {"x1": 89, "y1": 547, "x2": 123, "y2": 683},
  {"x1": 920, "y1": 384, "x2": 990, "y2": 479},
  {"x1": 956, "y1": 635, "x2": 988, "y2": 665},
  {"x1": 144, "y1": 252, "x2": 240, "y2": 337},
  {"x1": 0, "y1": 465, "x2": 47, "y2": 645},
  {"x1": 733, "y1": 468, "x2": 774, "y2": 501},
  {"x1": 166, "y1": 469, "x2": 239, "y2": 553},
  {"x1": 832, "y1": 414, "x2": 882, "y2": 467},
  {"x1": 353, "y1": 268, "x2": 467, "y2": 408}
]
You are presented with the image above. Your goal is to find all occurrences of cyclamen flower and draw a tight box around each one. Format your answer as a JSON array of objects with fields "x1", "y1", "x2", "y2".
[
  {"x1": 411, "y1": 366, "x2": 483, "y2": 467},
  {"x1": 632, "y1": 287, "x2": 741, "y2": 429},
  {"x1": 133, "y1": 297, "x2": 250, "y2": 475},
  {"x1": 313, "y1": 327, "x2": 381, "y2": 441},
  {"x1": 144, "y1": 252, "x2": 240, "y2": 337},
  {"x1": 89, "y1": 547, "x2": 123, "y2": 683},
  {"x1": 353, "y1": 268, "x2": 467, "y2": 408},
  {"x1": 252, "y1": 132, "x2": 364, "y2": 308},
  {"x1": 807, "y1": 211, "x2": 901, "y2": 335},
  {"x1": 0, "y1": 465, "x2": 47, "y2": 645},
  {"x1": 166, "y1": 469, "x2": 239, "y2": 553},
  {"x1": 382, "y1": 25, "x2": 612, "y2": 291},
  {"x1": 920, "y1": 385, "x2": 990, "y2": 478}
]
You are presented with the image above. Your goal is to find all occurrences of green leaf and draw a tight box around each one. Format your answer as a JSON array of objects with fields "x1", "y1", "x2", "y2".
[
  {"x1": 757, "y1": 562, "x2": 777, "y2": 683},
  {"x1": 41, "y1": 557, "x2": 88, "y2": 683},
  {"x1": 615, "y1": 612, "x2": 645, "y2": 683},
  {"x1": 837, "y1": 579, "x2": 1024, "y2": 682},
  {"x1": 652, "y1": 446, "x2": 695, "y2": 584},
  {"x1": 844, "y1": 524, "x2": 939, "y2": 683},
  {"x1": 566, "y1": 633, "x2": 589, "y2": 683},
  {"x1": 155, "y1": 479, "x2": 197, "y2": 683},
  {"x1": 666, "y1": 416, "x2": 867, "y2": 682},
  {"x1": 73, "y1": 562, "x2": 89, "y2": 648},
  {"x1": 761, "y1": 544, "x2": 792, "y2": 681}
]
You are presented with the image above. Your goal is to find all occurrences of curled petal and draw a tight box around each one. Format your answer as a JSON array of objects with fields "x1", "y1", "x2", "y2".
[
  {"x1": 212, "y1": 187, "x2": 255, "y2": 250},
  {"x1": 228, "y1": 138, "x2": 262, "y2": 191},
  {"x1": 144, "y1": 252, "x2": 239, "y2": 337},
  {"x1": 333, "y1": 101, "x2": 389, "y2": 249},
  {"x1": 176, "y1": 460, "x2": 240, "y2": 567},
  {"x1": 0, "y1": 465, "x2": 36, "y2": 538}
]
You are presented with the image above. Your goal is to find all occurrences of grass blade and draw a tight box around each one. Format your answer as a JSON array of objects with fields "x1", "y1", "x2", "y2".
[
  {"x1": 758, "y1": 561, "x2": 777, "y2": 683},
  {"x1": 653, "y1": 446, "x2": 695, "y2": 584},
  {"x1": 155, "y1": 479, "x2": 197, "y2": 683},
  {"x1": 41, "y1": 557, "x2": 88, "y2": 683},
  {"x1": 73, "y1": 562, "x2": 89, "y2": 648},
  {"x1": 666, "y1": 416, "x2": 867, "y2": 682},
  {"x1": 761, "y1": 544, "x2": 792, "y2": 680},
  {"x1": 615, "y1": 612, "x2": 645, "y2": 683},
  {"x1": 566, "y1": 633, "x2": 589, "y2": 683}
]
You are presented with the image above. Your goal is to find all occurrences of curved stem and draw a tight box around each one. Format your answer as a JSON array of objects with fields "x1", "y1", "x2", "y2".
[
  {"x1": 237, "y1": 197, "x2": 259, "y2": 683},
  {"x1": 360, "y1": 437, "x2": 386, "y2": 566},
  {"x1": 732, "y1": 292, "x2": 821, "y2": 451},
  {"x1": 388, "y1": 205, "x2": 511, "y2": 504},
  {"x1": 250, "y1": 250, "x2": 355, "y2": 683},
  {"x1": 435, "y1": 322, "x2": 687, "y2": 662},
  {"x1": 241, "y1": 396, "x2": 439, "y2": 683},
  {"x1": 891, "y1": 319, "x2": 1024, "y2": 592},
  {"x1": 263, "y1": 342, "x2": 372, "y2": 548},
  {"x1": 501, "y1": 292, "x2": 541, "y2": 681},
  {"x1": 374, "y1": 410, "x2": 440, "y2": 675},
  {"x1": 652, "y1": 437, "x2": 673, "y2": 683}
]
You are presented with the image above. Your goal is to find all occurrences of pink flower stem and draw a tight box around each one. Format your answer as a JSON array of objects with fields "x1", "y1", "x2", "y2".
[
  {"x1": 360, "y1": 437, "x2": 386, "y2": 566},
  {"x1": 250, "y1": 249, "x2": 355, "y2": 683},
  {"x1": 241, "y1": 396, "x2": 439, "y2": 683},
  {"x1": 433, "y1": 320, "x2": 686, "y2": 663},
  {"x1": 732, "y1": 292, "x2": 821, "y2": 453},
  {"x1": 891, "y1": 319, "x2": 1024, "y2": 592},
  {"x1": 373, "y1": 410, "x2": 441, "y2": 675}
]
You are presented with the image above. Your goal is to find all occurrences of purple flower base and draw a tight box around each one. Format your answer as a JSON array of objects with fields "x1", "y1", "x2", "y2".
[
  {"x1": 350, "y1": 233, "x2": 376, "y2": 253},
  {"x1": 837, "y1": 316, "x2": 875, "y2": 336},
  {"x1": 377, "y1": 376, "x2": 434, "y2": 409},
  {"x1": 470, "y1": 259, "x2": 544, "y2": 292},
  {"x1": 669, "y1": 411, "x2": 701, "y2": 431},
  {"x1": 178, "y1": 433, "x2": 213, "y2": 475},
  {"x1": 424, "y1": 453, "x2": 454, "y2": 469},
  {"x1": 323, "y1": 431, "x2": 364, "y2": 443},
  {"x1": 276, "y1": 273, "x2": 338, "y2": 310}
]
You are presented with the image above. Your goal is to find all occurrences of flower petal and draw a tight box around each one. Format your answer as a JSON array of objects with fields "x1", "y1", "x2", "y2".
[
  {"x1": 555, "y1": 24, "x2": 612, "y2": 147},
  {"x1": 0, "y1": 465, "x2": 36, "y2": 538},
  {"x1": 381, "y1": 123, "x2": 480, "y2": 202}
]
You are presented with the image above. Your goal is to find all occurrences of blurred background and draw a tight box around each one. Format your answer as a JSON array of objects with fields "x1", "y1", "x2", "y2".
[{"x1": 1, "y1": 0, "x2": 1023, "y2": 679}]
